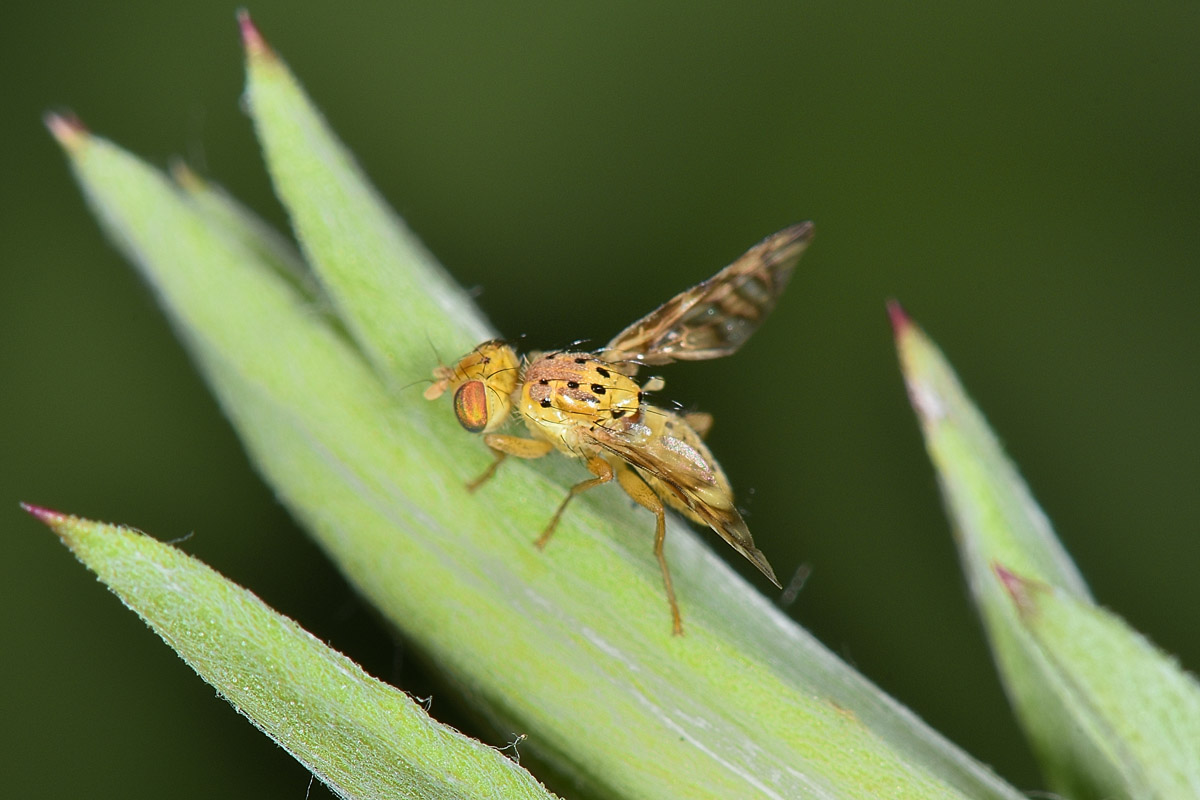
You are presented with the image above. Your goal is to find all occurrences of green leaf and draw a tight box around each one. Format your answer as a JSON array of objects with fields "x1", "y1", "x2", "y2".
[
  {"x1": 170, "y1": 159, "x2": 322, "y2": 305},
  {"x1": 24, "y1": 504, "x2": 557, "y2": 800},
  {"x1": 996, "y1": 567, "x2": 1200, "y2": 797},
  {"x1": 46, "y1": 16, "x2": 1028, "y2": 799},
  {"x1": 893, "y1": 304, "x2": 1200, "y2": 798},
  {"x1": 239, "y1": 14, "x2": 488, "y2": 381}
]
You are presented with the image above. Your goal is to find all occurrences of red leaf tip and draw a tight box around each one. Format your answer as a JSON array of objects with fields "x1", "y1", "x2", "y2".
[
  {"x1": 44, "y1": 111, "x2": 87, "y2": 150},
  {"x1": 886, "y1": 299, "x2": 911, "y2": 337},
  {"x1": 993, "y1": 563, "x2": 1022, "y2": 595},
  {"x1": 992, "y1": 562, "x2": 1045, "y2": 616},
  {"x1": 21, "y1": 502, "x2": 68, "y2": 525},
  {"x1": 237, "y1": 9, "x2": 270, "y2": 57}
]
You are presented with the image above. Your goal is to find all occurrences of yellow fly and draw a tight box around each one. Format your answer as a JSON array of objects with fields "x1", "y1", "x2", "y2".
[{"x1": 426, "y1": 223, "x2": 813, "y2": 634}]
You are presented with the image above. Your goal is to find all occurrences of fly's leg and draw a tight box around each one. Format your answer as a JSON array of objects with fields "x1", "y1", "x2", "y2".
[
  {"x1": 466, "y1": 452, "x2": 505, "y2": 492},
  {"x1": 535, "y1": 455, "x2": 613, "y2": 551},
  {"x1": 467, "y1": 434, "x2": 553, "y2": 492},
  {"x1": 615, "y1": 465, "x2": 683, "y2": 636}
]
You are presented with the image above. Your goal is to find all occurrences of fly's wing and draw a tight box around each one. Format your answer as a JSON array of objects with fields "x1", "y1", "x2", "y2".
[
  {"x1": 584, "y1": 416, "x2": 781, "y2": 587},
  {"x1": 600, "y1": 222, "x2": 813, "y2": 375}
]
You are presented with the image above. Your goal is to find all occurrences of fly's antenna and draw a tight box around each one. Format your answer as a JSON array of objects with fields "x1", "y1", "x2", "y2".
[
  {"x1": 398, "y1": 376, "x2": 440, "y2": 394},
  {"x1": 415, "y1": 336, "x2": 456, "y2": 400}
]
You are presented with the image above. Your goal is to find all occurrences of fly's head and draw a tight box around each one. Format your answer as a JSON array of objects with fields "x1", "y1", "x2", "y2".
[{"x1": 425, "y1": 340, "x2": 520, "y2": 433}]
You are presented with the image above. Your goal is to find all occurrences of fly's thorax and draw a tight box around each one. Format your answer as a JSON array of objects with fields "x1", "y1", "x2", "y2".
[
  {"x1": 429, "y1": 340, "x2": 520, "y2": 434},
  {"x1": 520, "y1": 352, "x2": 643, "y2": 432}
]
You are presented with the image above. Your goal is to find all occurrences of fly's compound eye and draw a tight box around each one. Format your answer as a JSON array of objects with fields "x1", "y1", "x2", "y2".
[{"x1": 453, "y1": 380, "x2": 490, "y2": 433}]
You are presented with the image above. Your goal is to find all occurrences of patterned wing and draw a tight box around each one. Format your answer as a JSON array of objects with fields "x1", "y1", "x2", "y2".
[
  {"x1": 601, "y1": 222, "x2": 813, "y2": 373},
  {"x1": 583, "y1": 410, "x2": 780, "y2": 587}
]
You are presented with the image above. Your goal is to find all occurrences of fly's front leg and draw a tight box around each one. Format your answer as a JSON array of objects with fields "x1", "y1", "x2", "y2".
[
  {"x1": 615, "y1": 465, "x2": 683, "y2": 636},
  {"x1": 467, "y1": 434, "x2": 553, "y2": 492},
  {"x1": 535, "y1": 455, "x2": 613, "y2": 551}
]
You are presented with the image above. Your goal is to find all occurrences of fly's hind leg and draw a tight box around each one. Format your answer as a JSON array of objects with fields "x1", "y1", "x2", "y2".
[
  {"x1": 535, "y1": 455, "x2": 613, "y2": 551},
  {"x1": 615, "y1": 466, "x2": 683, "y2": 636},
  {"x1": 467, "y1": 434, "x2": 553, "y2": 492}
]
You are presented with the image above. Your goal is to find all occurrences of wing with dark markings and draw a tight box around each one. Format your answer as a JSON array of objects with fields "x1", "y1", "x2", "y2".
[{"x1": 601, "y1": 222, "x2": 813, "y2": 374}]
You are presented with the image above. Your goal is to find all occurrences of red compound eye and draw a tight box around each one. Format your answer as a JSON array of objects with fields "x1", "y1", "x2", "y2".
[{"x1": 453, "y1": 381, "x2": 489, "y2": 433}]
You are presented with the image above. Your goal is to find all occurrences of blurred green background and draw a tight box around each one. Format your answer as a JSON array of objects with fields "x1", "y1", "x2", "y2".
[{"x1": 3, "y1": 2, "x2": 1197, "y2": 797}]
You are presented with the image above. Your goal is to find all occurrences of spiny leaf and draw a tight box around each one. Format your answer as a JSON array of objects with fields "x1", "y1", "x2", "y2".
[{"x1": 25, "y1": 504, "x2": 557, "y2": 800}]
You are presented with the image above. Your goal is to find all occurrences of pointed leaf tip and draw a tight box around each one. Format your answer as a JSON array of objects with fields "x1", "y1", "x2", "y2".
[
  {"x1": 886, "y1": 299, "x2": 911, "y2": 337},
  {"x1": 993, "y1": 562, "x2": 1021, "y2": 594},
  {"x1": 21, "y1": 502, "x2": 68, "y2": 526},
  {"x1": 236, "y1": 9, "x2": 271, "y2": 58},
  {"x1": 993, "y1": 563, "x2": 1043, "y2": 617},
  {"x1": 44, "y1": 111, "x2": 87, "y2": 150}
]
